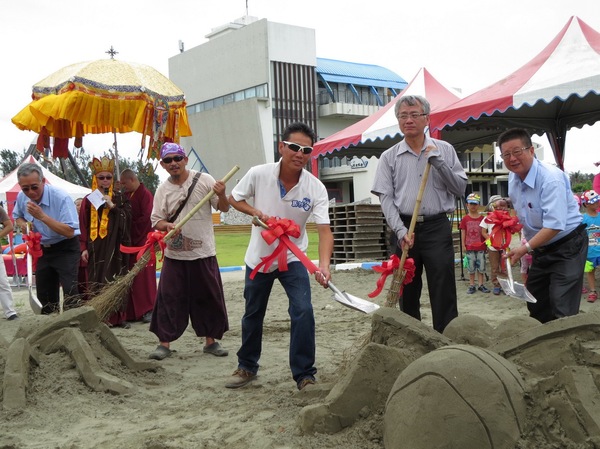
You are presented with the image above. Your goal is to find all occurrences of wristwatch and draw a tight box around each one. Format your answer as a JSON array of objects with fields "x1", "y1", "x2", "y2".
[{"x1": 525, "y1": 241, "x2": 534, "y2": 254}]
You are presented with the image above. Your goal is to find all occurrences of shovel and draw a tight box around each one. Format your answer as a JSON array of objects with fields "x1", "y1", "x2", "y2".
[
  {"x1": 497, "y1": 256, "x2": 537, "y2": 303},
  {"x1": 251, "y1": 216, "x2": 380, "y2": 314},
  {"x1": 25, "y1": 223, "x2": 43, "y2": 314}
]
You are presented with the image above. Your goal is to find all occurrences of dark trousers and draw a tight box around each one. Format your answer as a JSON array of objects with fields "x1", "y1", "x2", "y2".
[
  {"x1": 395, "y1": 216, "x2": 458, "y2": 333},
  {"x1": 527, "y1": 224, "x2": 588, "y2": 323},
  {"x1": 150, "y1": 256, "x2": 229, "y2": 343},
  {"x1": 237, "y1": 262, "x2": 316, "y2": 383},
  {"x1": 36, "y1": 237, "x2": 80, "y2": 314}
]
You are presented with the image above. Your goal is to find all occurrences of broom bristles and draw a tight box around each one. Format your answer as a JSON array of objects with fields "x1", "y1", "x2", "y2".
[
  {"x1": 88, "y1": 249, "x2": 153, "y2": 321},
  {"x1": 384, "y1": 268, "x2": 406, "y2": 307}
]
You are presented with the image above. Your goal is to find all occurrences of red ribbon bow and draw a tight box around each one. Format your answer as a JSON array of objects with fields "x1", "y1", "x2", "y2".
[
  {"x1": 485, "y1": 211, "x2": 523, "y2": 250},
  {"x1": 120, "y1": 231, "x2": 167, "y2": 267},
  {"x1": 22, "y1": 231, "x2": 43, "y2": 266},
  {"x1": 368, "y1": 254, "x2": 416, "y2": 298},
  {"x1": 250, "y1": 217, "x2": 317, "y2": 279}
]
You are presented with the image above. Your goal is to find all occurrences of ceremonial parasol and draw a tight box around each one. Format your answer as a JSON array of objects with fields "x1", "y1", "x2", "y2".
[{"x1": 11, "y1": 47, "x2": 192, "y2": 161}]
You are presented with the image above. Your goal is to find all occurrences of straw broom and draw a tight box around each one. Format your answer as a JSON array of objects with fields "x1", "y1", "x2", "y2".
[
  {"x1": 88, "y1": 165, "x2": 240, "y2": 321},
  {"x1": 385, "y1": 161, "x2": 431, "y2": 307}
]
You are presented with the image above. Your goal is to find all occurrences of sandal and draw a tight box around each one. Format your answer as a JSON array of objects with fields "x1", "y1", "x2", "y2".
[
  {"x1": 148, "y1": 345, "x2": 173, "y2": 360},
  {"x1": 587, "y1": 291, "x2": 598, "y2": 303},
  {"x1": 203, "y1": 342, "x2": 229, "y2": 357}
]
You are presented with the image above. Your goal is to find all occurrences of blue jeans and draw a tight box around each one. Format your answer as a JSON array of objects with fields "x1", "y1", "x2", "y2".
[{"x1": 237, "y1": 262, "x2": 316, "y2": 382}]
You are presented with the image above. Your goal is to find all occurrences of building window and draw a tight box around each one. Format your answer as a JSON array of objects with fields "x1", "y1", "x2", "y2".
[{"x1": 186, "y1": 83, "x2": 269, "y2": 115}]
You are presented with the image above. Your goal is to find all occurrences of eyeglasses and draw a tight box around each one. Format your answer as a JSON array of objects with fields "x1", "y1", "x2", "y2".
[
  {"x1": 96, "y1": 175, "x2": 113, "y2": 181},
  {"x1": 500, "y1": 147, "x2": 530, "y2": 160},
  {"x1": 398, "y1": 113, "x2": 428, "y2": 121},
  {"x1": 283, "y1": 141, "x2": 313, "y2": 155},
  {"x1": 162, "y1": 155, "x2": 185, "y2": 164},
  {"x1": 20, "y1": 184, "x2": 40, "y2": 193}
]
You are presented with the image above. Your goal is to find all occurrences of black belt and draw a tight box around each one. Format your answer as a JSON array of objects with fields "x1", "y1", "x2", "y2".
[
  {"x1": 400, "y1": 212, "x2": 447, "y2": 223},
  {"x1": 41, "y1": 236, "x2": 78, "y2": 250},
  {"x1": 535, "y1": 223, "x2": 586, "y2": 254}
]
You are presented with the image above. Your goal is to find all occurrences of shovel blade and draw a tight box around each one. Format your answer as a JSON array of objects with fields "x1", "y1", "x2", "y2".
[
  {"x1": 497, "y1": 277, "x2": 537, "y2": 303},
  {"x1": 29, "y1": 287, "x2": 43, "y2": 314},
  {"x1": 332, "y1": 291, "x2": 380, "y2": 314},
  {"x1": 327, "y1": 281, "x2": 380, "y2": 314}
]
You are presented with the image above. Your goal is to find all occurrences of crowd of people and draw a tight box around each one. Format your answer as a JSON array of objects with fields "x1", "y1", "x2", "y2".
[{"x1": 1, "y1": 104, "x2": 597, "y2": 390}]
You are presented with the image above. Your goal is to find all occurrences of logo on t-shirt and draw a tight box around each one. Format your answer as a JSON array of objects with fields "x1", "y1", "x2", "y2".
[{"x1": 291, "y1": 197, "x2": 312, "y2": 211}]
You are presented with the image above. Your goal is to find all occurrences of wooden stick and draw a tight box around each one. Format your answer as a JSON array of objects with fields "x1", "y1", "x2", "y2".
[
  {"x1": 384, "y1": 161, "x2": 431, "y2": 307},
  {"x1": 88, "y1": 165, "x2": 240, "y2": 321}
]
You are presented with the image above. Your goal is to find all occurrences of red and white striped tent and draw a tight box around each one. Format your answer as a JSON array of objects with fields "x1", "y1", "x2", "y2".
[
  {"x1": 311, "y1": 67, "x2": 461, "y2": 161},
  {"x1": 0, "y1": 155, "x2": 90, "y2": 218},
  {"x1": 430, "y1": 16, "x2": 600, "y2": 170}
]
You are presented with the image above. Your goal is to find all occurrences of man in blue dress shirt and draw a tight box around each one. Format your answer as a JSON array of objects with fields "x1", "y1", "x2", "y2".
[
  {"x1": 13, "y1": 163, "x2": 81, "y2": 314},
  {"x1": 501, "y1": 129, "x2": 587, "y2": 323}
]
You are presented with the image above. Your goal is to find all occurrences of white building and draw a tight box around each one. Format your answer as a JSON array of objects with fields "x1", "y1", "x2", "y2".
[{"x1": 169, "y1": 16, "x2": 406, "y2": 190}]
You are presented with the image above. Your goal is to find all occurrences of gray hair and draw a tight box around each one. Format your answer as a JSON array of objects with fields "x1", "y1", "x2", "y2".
[
  {"x1": 17, "y1": 163, "x2": 44, "y2": 182},
  {"x1": 394, "y1": 95, "x2": 431, "y2": 118}
]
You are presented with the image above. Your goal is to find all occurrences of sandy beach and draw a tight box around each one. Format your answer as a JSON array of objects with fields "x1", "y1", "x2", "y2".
[{"x1": 0, "y1": 265, "x2": 598, "y2": 449}]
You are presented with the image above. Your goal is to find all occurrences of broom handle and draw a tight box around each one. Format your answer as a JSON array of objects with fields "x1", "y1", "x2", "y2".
[
  {"x1": 385, "y1": 161, "x2": 431, "y2": 306},
  {"x1": 162, "y1": 165, "x2": 240, "y2": 241}
]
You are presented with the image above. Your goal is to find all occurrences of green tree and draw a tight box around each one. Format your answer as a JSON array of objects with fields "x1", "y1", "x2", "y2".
[
  {"x1": 118, "y1": 157, "x2": 160, "y2": 194},
  {"x1": 569, "y1": 170, "x2": 594, "y2": 194},
  {"x1": 0, "y1": 149, "x2": 22, "y2": 176}
]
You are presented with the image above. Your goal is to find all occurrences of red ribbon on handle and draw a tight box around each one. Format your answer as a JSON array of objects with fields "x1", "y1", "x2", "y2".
[
  {"x1": 250, "y1": 217, "x2": 318, "y2": 279},
  {"x1": 484, "y1": 211, "x2": 523, "y2": 250},
  {"x1": 368, "y1": 255, "x2": 416, "y2": 298},
  {"x1": 120, "y1": 231, "x2": 167, "y2": 267},
  {"x1": 23, "y1": 231, "x2": 43, "y2": 265}
]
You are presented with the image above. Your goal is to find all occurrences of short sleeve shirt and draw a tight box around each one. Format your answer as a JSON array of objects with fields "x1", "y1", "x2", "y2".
[{"x1": 230, "y1": 162, "x2": 330, "y2": 271}]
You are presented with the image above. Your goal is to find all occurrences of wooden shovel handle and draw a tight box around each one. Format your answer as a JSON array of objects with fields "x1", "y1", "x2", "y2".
[{"x1": 385, "y1": 161, "x2": 431, "y2": 306}]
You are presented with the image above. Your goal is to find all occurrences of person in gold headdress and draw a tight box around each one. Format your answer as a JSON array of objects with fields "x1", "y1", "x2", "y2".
[{"x1": 79, "y1": 157, "x2": 132, "y2": 327}]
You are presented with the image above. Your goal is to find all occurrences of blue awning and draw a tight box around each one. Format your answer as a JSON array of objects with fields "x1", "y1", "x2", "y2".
[{"x1": 317, "y1": 58, "x2": 407, "y2": 90}]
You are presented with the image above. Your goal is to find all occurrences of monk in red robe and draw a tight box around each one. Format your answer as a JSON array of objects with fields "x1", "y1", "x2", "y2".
[{"x1": 120, "y1": 169, "x2": 157, "y2": 323}]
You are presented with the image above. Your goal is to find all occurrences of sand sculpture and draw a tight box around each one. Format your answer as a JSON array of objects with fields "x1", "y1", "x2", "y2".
[
  {"x1": 3, "y1": 302, "x2": 600, "y2": 447},
  {"x1": 1, "y1": 307, "x2": 158, "y2": 411},
  {"x1": 299, "y1": 308, "x2": 600, "y2": 448}
]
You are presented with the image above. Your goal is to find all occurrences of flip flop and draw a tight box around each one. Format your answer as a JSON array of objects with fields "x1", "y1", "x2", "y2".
[
  {"x1": 148, "y1": 345, "x2": 173, "y2": 360},
  {"x1": 203, "y1": 342, "x2": 229, "y2": 357}
]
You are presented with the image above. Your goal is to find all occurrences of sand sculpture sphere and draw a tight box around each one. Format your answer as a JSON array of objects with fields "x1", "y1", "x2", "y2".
[{"x1": 384, "y1": 345, "x2": 527, "y2": 449}]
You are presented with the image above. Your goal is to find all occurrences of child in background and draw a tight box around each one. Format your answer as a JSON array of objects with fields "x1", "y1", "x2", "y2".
[
  {"x1": 459, "y1": 193, "x2": 490, "y2": 294},
  {"x1": 520, "y1": 233, "x2": 533, "y2": 284},
  {"x1": 581, "y1": 190, "x2": 600, "y2": 303},
  {"x1": 481, "y1": 197, "x2": 509, "y2": 295}
]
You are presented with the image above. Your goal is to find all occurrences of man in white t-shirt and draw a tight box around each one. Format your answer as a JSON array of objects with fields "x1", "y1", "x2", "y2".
[{"x1": 225, "y1": 122, "x2": 333, "y2": 391}]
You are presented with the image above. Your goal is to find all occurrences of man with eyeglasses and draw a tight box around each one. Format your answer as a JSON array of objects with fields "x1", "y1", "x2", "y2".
[
  {"x1": 148, "y1": 142, "x2": 230, "y2": 360},
  {"x1": 226, "y1": 122, "x2": 333, "y2": 391},
  {"x1": 501, "y1": 128, "x2": 587, "y2": 323},
  {"x1": 13, "y1": 162, "x2": 81, "y2": 314},
  {"x1": 372, "y1": 95, "x2": 467, "y2": 333}
]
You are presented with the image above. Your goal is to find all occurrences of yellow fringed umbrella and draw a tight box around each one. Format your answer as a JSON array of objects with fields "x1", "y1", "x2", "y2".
[{"x1": 11, "y1": 56, "x2": 192, "y2": 160}]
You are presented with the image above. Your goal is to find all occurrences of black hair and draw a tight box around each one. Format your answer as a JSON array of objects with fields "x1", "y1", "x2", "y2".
[{"x1": 282, "y1": 122, "x2": 316, "y2": 145}]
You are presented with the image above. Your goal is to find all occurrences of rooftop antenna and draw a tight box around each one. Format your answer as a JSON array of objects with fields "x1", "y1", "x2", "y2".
[
  {"x1": 245, "y1": 0, "x2": 248, "y2": 16},
  {"x1": 178, "y1": 40, "x2": 184, "y2": 53}
]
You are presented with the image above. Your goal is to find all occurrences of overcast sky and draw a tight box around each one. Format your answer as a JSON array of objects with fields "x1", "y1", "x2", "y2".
[{"x1": 1, "y1": 0, "x2": 599, "y2": 175}]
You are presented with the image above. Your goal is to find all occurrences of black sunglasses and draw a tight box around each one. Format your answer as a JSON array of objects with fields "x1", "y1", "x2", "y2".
[
  {"x1": 97, "y1": 175, "x2": 113, "y2": 181},
  {"x1": 162, "y1": 155, "x2": 185, "y2": 164},
  {"x1": 283, "y1": 141, "x2": 313, "y2": 155},
  {"x1": 21, "y1": 184, "x2": 40, "y2": 193}
]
